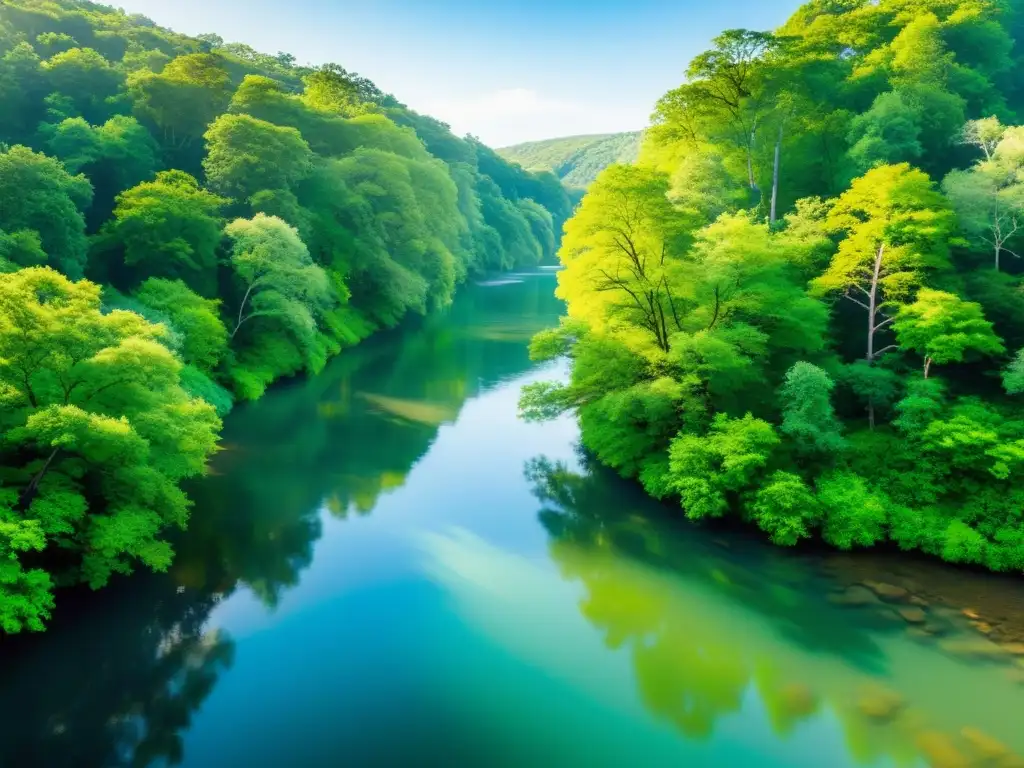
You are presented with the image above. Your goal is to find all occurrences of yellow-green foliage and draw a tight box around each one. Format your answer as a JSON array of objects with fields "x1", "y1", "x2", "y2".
[
  {"x1": 523, "y1": 0, "x2": 1024, "y2": 574},
  {"x1": 0, "y1": 0, "x2": 570, "y2": 631}
]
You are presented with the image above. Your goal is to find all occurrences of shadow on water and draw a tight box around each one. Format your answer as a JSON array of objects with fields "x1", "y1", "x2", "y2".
[{"x1": 0, "y1": 272, "x2": 563, "y2": 767}]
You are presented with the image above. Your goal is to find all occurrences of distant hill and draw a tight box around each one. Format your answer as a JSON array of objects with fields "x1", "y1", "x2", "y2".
[{"x1": 498, "y1": 132, "x2": 643, "y2": 190}]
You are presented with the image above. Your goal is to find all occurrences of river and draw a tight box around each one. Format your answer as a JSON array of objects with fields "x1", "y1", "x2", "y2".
[{"x1": 2, "y1": 270, "x2": 1024, "y2": 767}]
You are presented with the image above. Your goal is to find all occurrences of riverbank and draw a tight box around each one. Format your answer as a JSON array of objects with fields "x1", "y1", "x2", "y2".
[{"x1": 3, "y1": 272, "x2": 1024, "y2": 767}]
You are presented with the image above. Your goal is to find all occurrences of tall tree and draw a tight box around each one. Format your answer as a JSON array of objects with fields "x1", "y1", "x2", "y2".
[
  {"x1": 202, "y1": 113, "x2": 313, "y2": 201},
  {"x1": 893, "y1": 289, "x2": 1004, "y2": 378},
  {"x1": 224, "y1": 214, "x2": 332, "y2": 345},
  {"x1": 0, "y1": 267, "x2": 220, "y2": 629},
  {"x1": 943, "y1": 122, "x2": 1024, "y2": 270},
  {"x1": 128, "y1": 53, "x2": 231, "y2": 152},
  {"x1": 556, "y1": 165, "x2": 688, "y2": 354},
  {"x1": 103, "y1": 170, "x2": 226, "y2": 294},
  {"x1": 0, "y1": 145, "x2": 93, "y2": 278},
  {"x1": 813, "y1": 164, "x2": 954, "y2": 423}
]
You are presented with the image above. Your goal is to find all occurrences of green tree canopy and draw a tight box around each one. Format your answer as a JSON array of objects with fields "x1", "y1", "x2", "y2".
[
  {"x1": 203, "y1": 113, "x2": 314, "y2": 201},
  {"x1": 103, "y1": 170, "x2": 226, "y2": 294},
  {"x1": 0, "y1": 267, "x2": 220, "y2": 631},
  {"x1": 0, "y1": 145, "x2": 93, "y2": 277}
]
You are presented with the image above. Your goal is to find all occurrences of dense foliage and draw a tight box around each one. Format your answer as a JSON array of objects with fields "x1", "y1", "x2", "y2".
[
  {"x1": 498, "y1": 131, "x2": 643, "y2": 191},
  {"x1": 0, "y1": 0, "x2": 568, "y2": 631},
  {"x1": 523, "y1": 0, "x2": 1024, "y2": 573}
]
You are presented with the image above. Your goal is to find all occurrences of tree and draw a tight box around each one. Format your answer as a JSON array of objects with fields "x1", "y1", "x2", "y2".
[
  {"x1": 0, "y1": 145, "x2": 93, "y2": 277},
  {"x1": 667, "y1": 413, "x2": 779, "y2": 520},
  {"x1": 815, "y1": 472, "x2": 889, "y2": 550},
  {"x1": 302, "y1": 63, "x2": 375, "y2": 116},
  {"x1": 128, "y1": 53, "x2": 231, "y2": 150},
  {"x1": 104, "y1": 170, "x2": 226, "y2": 294},
  {"x1": 943, "y1": 123, "x2": 1024, "y2": 270},
  {"x1": 813, "y1": 164, "x2": 954, "y2": 425},
  {"x1": 1003, "y1": 349, "x2": 1024, "y2": 395},
  {"x1": 41, "y1": 115, "x2": 161, "y2": 228},
  {"x1": 556, "y1": 165, "x2": 688, "y2": 354},
  {"x1": 202, "y1": 113, "x2": 313, "y2": 200},
  {"x1": 846, "y1": 91, "x2": 923, "y2": 173},
  {"x1": 0, "y1": 267, "x2": 220, "y2": 630},
  {"x1": 893, "y1": 289, "x2": 1004, "y2": 378},
  {"x1": 0, "y1": 43, "x2": 48, "y2": 143},
  {"x1": 134, "y1": 278, "x2": 228, "y2": 372},
  {"x1": 683, "y1": 29, "x2": 777, "y2": 193},
  {"x1": 750, "y1": 471, "x2": 819, "y2": 546},
  {"x1": 224, "y1": 214, "x2": 332, "y2": 344},
  {"x1": 778, "y1": 362, "x2": 844, "y2": 455},
  {"x1": 43, "y1": 47, "x2": 124, "y2": 123}
]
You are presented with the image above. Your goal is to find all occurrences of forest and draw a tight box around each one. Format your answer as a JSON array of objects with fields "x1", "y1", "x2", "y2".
[
  {"x1": 498, "y1": 131, "x2": 643, "y2": 191},
  {"x1": 523, "y1": 0, "x2": 1024, "y2": 573},
  {"x1": 0, "y1": 0, "x2": 571, "y2": 633}
]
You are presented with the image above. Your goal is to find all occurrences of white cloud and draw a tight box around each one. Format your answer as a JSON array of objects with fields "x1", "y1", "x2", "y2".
[
  {"x1": 423, "y1": 88, "x2": 643, "y2": 148},
  {"x1": 430, "y1": 87, "x2": 581, "y2": 124}
]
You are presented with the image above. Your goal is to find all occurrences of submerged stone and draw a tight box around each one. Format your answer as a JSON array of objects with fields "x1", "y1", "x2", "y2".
[
  {"x1": 778, "y1": 683, "x2": 817, "y2": 718},
  {"x1": 863, "y1": 580, "x2": 910, "y2": 602},
  {"x1": 939, "y1": 638, "x2": 1009, "y2": 660},
  {"x1": 898, "y1": 607, "x2": 927, "y2": 624},
  {"x1": 856, "y1": 685, "x2": 905, "y2": 721},
  {"x1": 828, "y1": 585, "x2": 878, "y2": 606},
  {"x1": 960, "y1": 726, "x2": 1009, "y2": 760},
  {"x1": 914, "y1": 731, "x2": 970, "y2": 768}
]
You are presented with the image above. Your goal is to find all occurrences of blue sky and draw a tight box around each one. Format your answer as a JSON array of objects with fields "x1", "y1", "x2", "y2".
[{"x1": 113, "y1": 0, "x2": 802, "y2": 147}]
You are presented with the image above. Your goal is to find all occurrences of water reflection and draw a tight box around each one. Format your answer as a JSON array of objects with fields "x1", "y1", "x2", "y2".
[
  {"x1": 0, "y1": 274, "x2": 564, "y2": 767},
  {"x1": 527, "y1": 455, "x2": 1024, "y2": 768},
  {"x1": 0, "y1": 580, "x2": 232, "y2": 767}
]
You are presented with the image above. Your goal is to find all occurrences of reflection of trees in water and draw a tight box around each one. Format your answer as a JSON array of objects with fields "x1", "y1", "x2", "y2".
[
  {"x1": 0, "y1": 275, "x2": 563, "y2": 766},
  {"x1": 526, "y1": 456, "x2": 923, "y2": 755},
  {"x1": 177, "y1": 276, "x2": 563, "y2": 601},
  {"x1": 0, "y1": 579, "x2": 232, "y2": 767},
  {"x1": 528, "y1": 456, "x2": 886, "y2": 662},
  {"x1": 529, "y1": 456, "x2": 1024, "y2": 767}
]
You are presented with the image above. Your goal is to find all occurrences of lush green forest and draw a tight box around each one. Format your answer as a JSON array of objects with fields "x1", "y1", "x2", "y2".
[
  {"x1": 498, "y1": 131, "x2": 642, "y2": 191},
  {"x1": 523, "y1": 0, "x2": 1024, "y2": 573},
  {"x1": 0, "y1": 0, "x2": 571, "y2": 633}
]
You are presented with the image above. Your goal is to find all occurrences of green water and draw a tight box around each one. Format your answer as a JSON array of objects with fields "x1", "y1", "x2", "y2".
[{"x1": 3, "y1": 271, "x2": 1024, "y2": 767}]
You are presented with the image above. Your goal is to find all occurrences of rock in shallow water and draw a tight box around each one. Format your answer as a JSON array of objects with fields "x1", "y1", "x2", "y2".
[
  {"x1": 863, "y1": 580, "x2": 910, "y2": 602},
  {"x1": 856, "y1": 684, "x2": 905, "y2": 721},
  {"x1": 898, "y1": 606, "x2": 928, "y2": 624}
]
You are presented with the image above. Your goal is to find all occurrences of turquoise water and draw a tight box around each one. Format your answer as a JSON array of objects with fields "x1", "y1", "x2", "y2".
[{"x1": 3, "y1": 271, "x2": 1024, "y2": 767}]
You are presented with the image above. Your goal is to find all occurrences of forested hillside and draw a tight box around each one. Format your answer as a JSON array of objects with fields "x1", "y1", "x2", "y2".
[
  {"x1": 0, "y1": 0, "x2": 571, "y2": 632},
  {"x1": 499, "y1": 131, "x2": 642, "y2": 190},
  {"x1": 524, "y1": 0, "x2": 1024, "y2": 573}
]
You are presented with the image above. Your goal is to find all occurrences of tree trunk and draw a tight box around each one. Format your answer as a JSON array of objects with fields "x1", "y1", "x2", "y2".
[
  {"x1": 865, "y1": 243, "x2": 885, "y2": 430},
  {"x1": 770, "y1": 122, "x2": 784, "y2": 227},
  {"x1": 18, "y1": 447, "x2": 60, "y2": 512},
  {"x1": 747, "y1": 118, "x2": 759, "y2": 192},
  {"x1": 231, "y1": 282, "x2": 256, "y2": 340},
  {"x1": 924, "y1": 357, "x2": 932, "y2": 379}
]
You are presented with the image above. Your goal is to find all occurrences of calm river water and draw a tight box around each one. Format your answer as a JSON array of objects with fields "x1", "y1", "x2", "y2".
[{"x1": 2, "y1": 270, "x2": 1024, "y2": 767}]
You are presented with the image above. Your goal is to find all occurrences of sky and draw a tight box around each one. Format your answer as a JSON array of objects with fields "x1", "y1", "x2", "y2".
[{"x1": 110, "y1": 0, "x2": 803, "y2": 148}]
